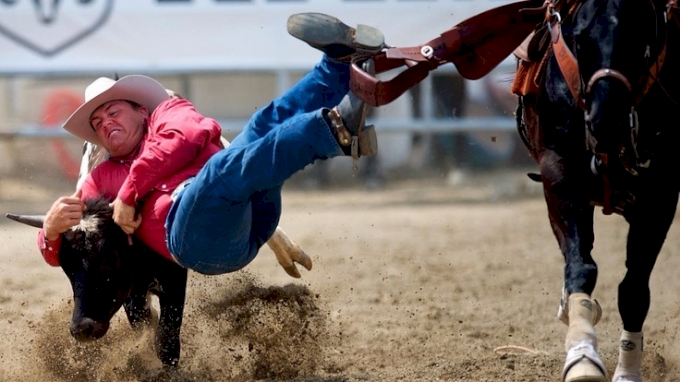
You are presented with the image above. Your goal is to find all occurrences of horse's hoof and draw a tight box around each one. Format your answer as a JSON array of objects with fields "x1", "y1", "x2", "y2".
[
  {"x1": 563, "y1": 341, "x2": 607, "y2": 382},
  {"x1": 563, "y1": 359, "x2": 607, "y2": 382}
]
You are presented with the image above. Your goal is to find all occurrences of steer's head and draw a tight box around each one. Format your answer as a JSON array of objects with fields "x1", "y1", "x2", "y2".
[
  {"x1": 61, "y1": 197, "x2": 137, "y2": 341},
  {"x1": 7, "y1": 197, "x2": 136, "y2": 342}
]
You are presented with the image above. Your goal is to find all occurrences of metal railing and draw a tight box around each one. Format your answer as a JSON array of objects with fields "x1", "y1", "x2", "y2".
[{"x1": 0, "y1": 116, "x2": 517, "y2": 141}]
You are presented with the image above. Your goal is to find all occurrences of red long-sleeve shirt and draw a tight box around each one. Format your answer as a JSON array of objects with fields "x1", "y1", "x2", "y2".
[{"x1": 38, "y1": 97, "x2": 223, "y2": 265}]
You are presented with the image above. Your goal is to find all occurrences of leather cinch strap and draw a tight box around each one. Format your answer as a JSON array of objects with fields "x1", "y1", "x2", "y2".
[{"x1": 349, "y1": 0, "x2": 546, "y2": 107}]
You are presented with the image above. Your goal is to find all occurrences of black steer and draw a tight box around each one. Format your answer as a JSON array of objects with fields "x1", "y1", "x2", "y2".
[{"x1": 7, "y1": 197, "x2": 188, "y2": 366}]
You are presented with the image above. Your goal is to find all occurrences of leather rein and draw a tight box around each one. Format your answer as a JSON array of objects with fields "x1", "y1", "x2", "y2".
[{"x1": 348, "y1": 0, "x2": 546, "y2": 107}]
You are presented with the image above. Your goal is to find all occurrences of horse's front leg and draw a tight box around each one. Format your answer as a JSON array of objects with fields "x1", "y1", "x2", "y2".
[
  {"x1": 540, "y1": 150, "x2": 607, "y2": 382},
  {"x1": 612, "y1": 187, "x2": 679, "y2": 382}
]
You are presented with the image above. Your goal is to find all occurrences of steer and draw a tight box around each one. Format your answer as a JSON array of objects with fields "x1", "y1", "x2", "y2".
[{"x1": 7, "y1": 197, "x2": 187, "y2": 366}]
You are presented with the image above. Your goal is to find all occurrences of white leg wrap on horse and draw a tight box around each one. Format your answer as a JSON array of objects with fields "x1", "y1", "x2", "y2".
[
  {"x1": 562, "y1": 293, "x2": 607, "y2": 382},
  {"x1": 612, "y1": 331, "x2": 643, "y2": 382},
  {"x1": 564, "y1": 293, "x2": 601, "y2": 349},
  {"x1": 558, "y1": 287, "x2": 602, "y2": 326}
]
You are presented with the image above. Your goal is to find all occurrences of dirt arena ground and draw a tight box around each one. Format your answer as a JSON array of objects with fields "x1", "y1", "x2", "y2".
[{"x1": 1, "y1": 165, "x2": 679, "y2": 381}]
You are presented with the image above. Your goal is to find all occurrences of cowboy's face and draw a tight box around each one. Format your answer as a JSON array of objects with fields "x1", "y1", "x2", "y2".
[{"x1": 90, "y1": 100, "x2": 149, "y2": 157}]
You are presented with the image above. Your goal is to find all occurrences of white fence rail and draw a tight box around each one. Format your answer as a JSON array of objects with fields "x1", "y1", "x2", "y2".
[{"x1": 1, "y1": 117, "x2": 517, "y2": 142}]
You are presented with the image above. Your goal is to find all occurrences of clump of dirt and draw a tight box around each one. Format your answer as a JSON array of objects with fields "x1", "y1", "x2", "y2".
[
  {"x1": 32, "y1": 303, "x2": 173, "y2": 382},
  {"x1": 23, "y1": 272, "x2": 329, "y2": 382},
  {"x1": 196, "y1": 272, "x2": 329, "y2": 380}
]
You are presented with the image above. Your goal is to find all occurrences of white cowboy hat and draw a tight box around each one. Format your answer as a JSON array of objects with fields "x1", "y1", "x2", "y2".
[{"x1": 63, "y1": 75, "x2": 170, "y2": 145}]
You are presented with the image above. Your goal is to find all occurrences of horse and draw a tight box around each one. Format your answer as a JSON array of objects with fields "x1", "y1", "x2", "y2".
[{"x1": 513, "y1": 0, "x2": 680, "y2": 380}]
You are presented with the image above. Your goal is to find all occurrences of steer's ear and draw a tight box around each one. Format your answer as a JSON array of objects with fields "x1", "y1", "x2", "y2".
[{"x1": 5, "y1": 213, "x2": 45, "y2": 228}]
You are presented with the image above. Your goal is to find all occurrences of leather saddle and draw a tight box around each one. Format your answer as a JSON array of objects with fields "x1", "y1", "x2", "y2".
[{"x1": 515, "y1": 23, "x2": 551, "y2": 63}]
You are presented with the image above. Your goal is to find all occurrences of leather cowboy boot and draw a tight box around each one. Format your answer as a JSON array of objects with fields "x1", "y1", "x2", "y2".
[
  {"x1": 287, "y1": 13, "x2": 381, "y2": 169},
  {"x1": 327, "y1": 59, "x2": 378, "y2": 169},
  {"x1": 287, "y1": 12, "x2": 387, "y2": 62},
  {"x1": 612, "y1": 330, "x2": 643, "y2": 382}
]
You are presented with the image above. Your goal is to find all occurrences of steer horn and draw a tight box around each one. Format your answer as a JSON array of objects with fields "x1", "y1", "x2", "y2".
[{"x1": 5, "y1": 213, "x2": 45, "y2": 228}]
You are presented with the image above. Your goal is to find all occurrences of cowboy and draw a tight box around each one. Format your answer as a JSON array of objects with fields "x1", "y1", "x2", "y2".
[{"x1": 38, "y1": 13, "x2": 385, "y2": 275}]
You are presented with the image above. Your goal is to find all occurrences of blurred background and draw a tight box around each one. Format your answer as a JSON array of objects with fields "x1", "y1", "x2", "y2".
[{"x1": 0, "y1": 0, "x2": 534, "y2": 194}]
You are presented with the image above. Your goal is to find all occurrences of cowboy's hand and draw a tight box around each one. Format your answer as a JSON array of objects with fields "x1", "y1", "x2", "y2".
[
  {"x1": 44, "y1": 189, "x2": 86, "y2": 240},
  {"x1": 110, "y1": 197, "x2": 141, "y2": 235}
]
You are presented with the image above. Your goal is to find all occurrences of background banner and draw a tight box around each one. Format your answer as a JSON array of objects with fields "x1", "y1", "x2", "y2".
[{"x1": 0, "y1": 0, "x2": 515, "y2": 75}]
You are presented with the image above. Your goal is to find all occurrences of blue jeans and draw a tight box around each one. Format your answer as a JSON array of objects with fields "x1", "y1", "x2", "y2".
[{"x1": 166, "y1": 56, "x2": 348, "y2": 275}]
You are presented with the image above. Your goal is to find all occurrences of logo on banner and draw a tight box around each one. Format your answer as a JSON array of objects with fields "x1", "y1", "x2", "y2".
[{"x1": 0, "y1": 0, "x2": 114, "y2": 57}]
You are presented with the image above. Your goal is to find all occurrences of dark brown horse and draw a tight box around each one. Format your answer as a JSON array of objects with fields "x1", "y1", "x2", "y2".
[{"x1": 514, "y1": 0, "x2": 680, "y2": 381}]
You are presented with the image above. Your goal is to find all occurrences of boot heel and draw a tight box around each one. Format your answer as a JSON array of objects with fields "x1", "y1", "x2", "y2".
[
  {"x1": 359, "y1": 125, "x2": 378, "y2": 157},
  {"x1": 354, "y1": 25, "x2": 386, "y2": 51}
]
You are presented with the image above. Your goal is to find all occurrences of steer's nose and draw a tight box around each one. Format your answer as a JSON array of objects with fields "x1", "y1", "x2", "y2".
[{"x1": 70, "y1": 318, "x2": 110, "y2": 341}]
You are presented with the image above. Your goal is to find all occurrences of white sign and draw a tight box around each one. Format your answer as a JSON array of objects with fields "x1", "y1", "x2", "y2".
[{"x1": 0, "y1": 0, "x2": 516, "y2": 75}]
